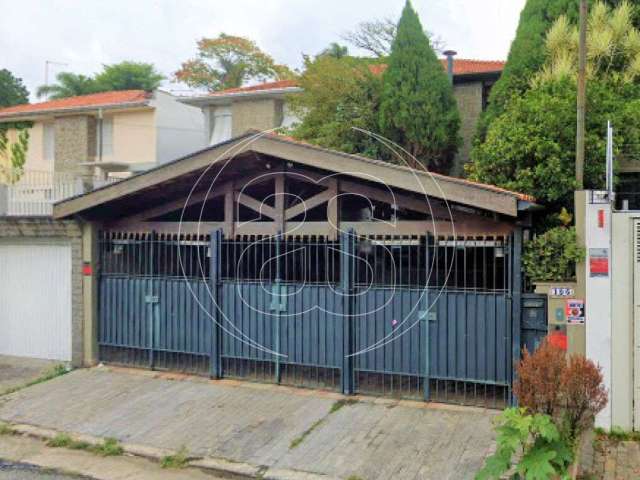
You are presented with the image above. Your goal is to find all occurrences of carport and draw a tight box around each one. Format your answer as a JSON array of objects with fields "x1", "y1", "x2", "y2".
[{"x1": 54, "y1": 131, "x2": 540, "y2": 407}]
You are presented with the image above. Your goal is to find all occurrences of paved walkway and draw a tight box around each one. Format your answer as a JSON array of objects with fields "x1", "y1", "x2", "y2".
[
  {"x1": 0, "y1": 355, "x2": 61, "y2": 393},
  {"x1": 0, "y1": 367, "x2": 496, "y2": 479}
]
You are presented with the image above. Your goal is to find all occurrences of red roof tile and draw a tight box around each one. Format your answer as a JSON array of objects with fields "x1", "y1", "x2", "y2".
[
  {"x1": 0, "y1": 90, "x2": 151, "y2": 118},
  {"x1": 210, "y1": 59, "x2": 505, "y2": 97}
]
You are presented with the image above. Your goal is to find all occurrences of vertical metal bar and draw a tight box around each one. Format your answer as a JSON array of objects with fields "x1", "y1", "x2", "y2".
[
  {"x1": 209, "y1": 229, "x2": 223, "y2": 378},
  {"x1": 511, "y1": 229, "x2": 522, "y2": 405},
  {"x1": 424, "y1": 233, "x2": 431, "y2": 401},
  {"x1": 149, "y1": 231, "x2": 156, "y2": 370},
  {"x1": 340, "y1": 229, "x2": 355, "y2": 395},
  {"x1": 274, "y1": 232, "x2": 282, "y2": 384}
]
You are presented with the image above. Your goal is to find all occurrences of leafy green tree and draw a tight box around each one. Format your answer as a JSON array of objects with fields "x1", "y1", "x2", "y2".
[
  {"x1": 378, "y1": 1, "x2": 460, "y2": 172},
  {"x1": 468, "y1": 78, "x2": 640, "y2": 210},
  {"x1": 317, "y1": 43, "x2": 349, "y2": 59},
  {"x1": 36, "y1": 72, "x2": 98, "y2": 99},
  {"x1": 468, "y1": 1, "x2": 640, "y2": 212},
  {"x1": 476, "y1": 0, "x2": 580, "y2": 141},
  {"x1": 94, "y1": 61, "x2": 164, "y2": 91},
  {"x1": 289, "y1": 56, "x2": 384, "y2": 158},
  {"x1": 175, "y1": 33, "x2": 293, "y2": 91},
  {"x1": 0, "y1": 69, "x2": 29, "y2": 107}
]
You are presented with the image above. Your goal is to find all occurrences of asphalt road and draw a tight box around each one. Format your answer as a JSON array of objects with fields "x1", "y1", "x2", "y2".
[{"x1": 0, "y1": 460, "x2": 93, "y2": 480}]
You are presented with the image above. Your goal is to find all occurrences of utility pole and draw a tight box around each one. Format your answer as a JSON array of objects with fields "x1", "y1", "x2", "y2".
[
  {"x1": 43, "y1": 60, "x2": 68, "y2": 97},
  {"x1": 576, "y1": 0, "x2": 588, "y2": 189}
]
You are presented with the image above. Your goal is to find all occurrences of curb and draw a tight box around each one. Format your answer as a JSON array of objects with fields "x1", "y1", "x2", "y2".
[{"x1": 3, "y1": 422, "x2": 338, "y2": 480}]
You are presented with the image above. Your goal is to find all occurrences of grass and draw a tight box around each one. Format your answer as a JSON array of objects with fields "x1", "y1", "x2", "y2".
[
  {"x1": 290, "y1": 398, "x2": 359, "y2": 449},
  {"x1": 346, "y1": 476, "x2": 365, "y2": 480},
  {"x1": 594, "y1": 426, "x2": 640, "y2": 442},
  {"x1": 1, "y1": 364, "x2": 69, "y2": 397},
  {"x1": 160, "y1": 446, "x2": 190, "y2": 469},
  {"x1": 0, "y1": 422, "x2": 14, "y2": 435},
  {"x1": 47, "y1": 433, "x2": 123, "y2": 456},
  {"x1": 329, "y1": 398, "x2": 359, "y2": 414}
]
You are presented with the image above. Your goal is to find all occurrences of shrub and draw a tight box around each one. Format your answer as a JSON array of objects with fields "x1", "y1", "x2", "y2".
[
  {"x1": 522, "y1": 226, "x2": 585, "y2": 282},
  {"x1": 560, "y1": 355, "x2": 608, "y2": 440},
  {"x1": 514, "y1": 340, "x2": 567, "y2": 416}
]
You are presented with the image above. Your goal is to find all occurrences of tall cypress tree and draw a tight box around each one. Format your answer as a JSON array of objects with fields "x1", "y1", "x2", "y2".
[
  {"x1": 476, "y1": 0, "x2": 580, "y2": 142},
  {"x1": 379, "y1": 1, "x2": 460, "y2": 173}
]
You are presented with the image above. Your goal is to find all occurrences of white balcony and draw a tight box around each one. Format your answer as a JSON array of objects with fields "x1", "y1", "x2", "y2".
[{"x1": 0, "y1": 169, "x2": 119, "y2": 217}]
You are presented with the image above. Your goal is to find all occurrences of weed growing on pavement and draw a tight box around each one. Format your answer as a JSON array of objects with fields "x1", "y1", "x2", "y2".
[
  {"x1": 330, "y1": 398, "x2": 359, "y2": 414},
  {"x1": 161, "y1": 446, "x2": 189, "y2": 468},
  {"x1": 1, "y1": 364, "x2": 70, "y2": 397},
  {"x1": 47, "y1": 433, "x2": 123, "y2": 456},
  {"x1": 595, "y1": 426, "x2": 640, "y2": 442},
  {"x1": 0, "y1": 422, "x2": 13, "y2": 435},
  {"x1": 94, "y1": 437, "x2": 123, "y2": 456},
  {"x1": 346, "y1": 476, "x2": 364, "y2": 480}
]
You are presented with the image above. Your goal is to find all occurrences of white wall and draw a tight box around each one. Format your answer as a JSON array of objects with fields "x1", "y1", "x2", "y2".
[
  {"x1": 153, "y1": 90, "x2": 206, "y2": 164},
  {"x1": 582, "y1": 191, "x2": 613, "y2": 428}
]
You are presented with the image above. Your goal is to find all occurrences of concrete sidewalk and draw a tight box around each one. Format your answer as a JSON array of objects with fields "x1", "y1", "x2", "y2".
[
  {"x1": 0, "y1": 367, "x2": 496, "y2": 480},
  {"x1": 0, "y1": 355, "x2": 61, "y2": 393}
]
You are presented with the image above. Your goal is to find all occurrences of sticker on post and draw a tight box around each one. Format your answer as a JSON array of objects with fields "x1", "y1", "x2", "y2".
[
  {"x1": 565, "y1": 299, "x2": 585, "y2": 324},
  {"x1": 589, "y1": 248, "x2": 609, "y2": 277}
]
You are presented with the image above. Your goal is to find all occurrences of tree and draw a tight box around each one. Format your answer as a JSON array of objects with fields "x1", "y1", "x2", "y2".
[
  {"x1": 0, "y1": 69, "x2": 29, "y2": 108},
  {"x1": 378, "y1": 1, "x2": 460, "y2": 172},
  {"x1": 174, "y1": 33, "x2": 294, "y2": 92},
  {"x1": 468, "y1": 1, "x2": 640, "y2": 212},
  {"x1": 468, "y1": 78, "x2": 640, "y2": 210},
  {"x1": 341, "y1": 17, "x2": 444, "y2": 57},
  {"x1": 317, "y1": 43, "x2": 349, "y2": 59},
  {"x1": 36, "y1": 72, "x2": 98, "y2": 99},
  {"x1": 475, "y1": 0, "x2": 580, "y2": 141},
  {"x1": 288, "y1": 56, "x2": 384, "y2": 159},
  {"x1": 94, "y1": 61, "x2": 164, "y2": 91}
]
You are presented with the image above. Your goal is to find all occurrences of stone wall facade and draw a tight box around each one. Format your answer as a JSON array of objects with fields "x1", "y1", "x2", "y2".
[
  {"x1": 0, "y1": 217, "x2": 84, "y2": 366},
  {"x1": 231, "y1": 99, "x2": 283, "y2": 137},
  {"x1": 451, "y1": 81, "x2": 483, "y2": 177},
  {"x1": 580, "y1": 434, "x2": 640, "y2": 479},
  {"x1": 54, "y1": 115, "x2": 96, "y2": 176}
]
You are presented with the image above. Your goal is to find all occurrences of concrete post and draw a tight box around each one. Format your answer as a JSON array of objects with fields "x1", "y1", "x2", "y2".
[
  {"x1": 82, "y1": 222, "x2": 99, "y2": 365},
  {"x1": 0, "y1": 184, "x2": 8, "y2": 216}
]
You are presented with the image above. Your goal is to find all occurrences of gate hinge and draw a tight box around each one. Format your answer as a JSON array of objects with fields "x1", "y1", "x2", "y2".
[
  {"x1": 145, "y1": 295, "x2": 159, "y2": 304},
  {"x1": 418, "y1": 310, "x2": 437, "y2": 322}
]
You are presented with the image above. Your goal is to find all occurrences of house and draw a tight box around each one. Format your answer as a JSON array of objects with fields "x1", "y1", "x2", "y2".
[
  {"x1": 50, "y1": 130, "x2": 542, "y2": 407},
  {"x1": 180, "y1": 55, "x2": 505, "y2": 176},
  {"x1": 0, "y1": 89, "x2": 205, "y2": 181}
]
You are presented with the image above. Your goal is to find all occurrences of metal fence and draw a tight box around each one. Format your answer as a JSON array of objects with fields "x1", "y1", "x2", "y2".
[{"x1": 97, "y1": 229, "x2": 524, "y2": 407}]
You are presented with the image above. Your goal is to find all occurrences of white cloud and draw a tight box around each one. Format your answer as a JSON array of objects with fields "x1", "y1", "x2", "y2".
[{"x1": 0, "y1": 0, "x2": 526, "y2": 100}]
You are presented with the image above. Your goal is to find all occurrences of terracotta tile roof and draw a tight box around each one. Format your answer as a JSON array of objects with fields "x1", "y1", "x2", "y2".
[
  {"x1": 0, "y1": 90, "x2": 151, "y2": 118},
  {"x1": 210, "y1": 59, "x2": 505, "y2": 97},
  {"x1": 208, "y1": 80, "x2": 300, "y2": 97}
]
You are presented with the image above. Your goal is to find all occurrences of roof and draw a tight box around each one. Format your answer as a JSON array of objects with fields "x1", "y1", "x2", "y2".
[
  {"x1": 0, "y1": 90, "x2": 152, "y2": 119},
  {"x1": 183, "y1": 58, "x2": 505, "y2": 105},
  {"x1": 53, "y1": 131, "x2": 536, "y2": 220},
  {"x1": 208, "y1": 80, "x2": 300, "y2": 97}
]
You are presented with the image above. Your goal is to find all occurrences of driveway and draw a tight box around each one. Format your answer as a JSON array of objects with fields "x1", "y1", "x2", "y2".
[
  {"x1": 0, "y1": 355, "x2": 61, "y2": 393},
  {"x1": 0, "y1": 368, "x2": 497, "y2": 480}
]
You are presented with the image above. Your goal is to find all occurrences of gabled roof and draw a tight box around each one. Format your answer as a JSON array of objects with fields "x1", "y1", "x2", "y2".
[
  {"x1": 54, "y1": 131, "x2": 535, "y2": 220},
  {"x1": 208, "y1": 80, "x2": 300, "y2": 97},
  {"x1": 0, "y1": 90, "x2": 152, "y2": 120}
]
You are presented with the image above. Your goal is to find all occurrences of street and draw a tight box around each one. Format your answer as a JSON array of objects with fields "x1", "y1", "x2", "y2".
[{"x1": 0, "y1": 460, "x2": 91, "y2": 479}]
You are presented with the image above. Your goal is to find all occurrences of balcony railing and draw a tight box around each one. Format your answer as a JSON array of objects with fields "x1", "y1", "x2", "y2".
[{"x1": 0, "y1": 169, "x2": 119, "y2": 217}]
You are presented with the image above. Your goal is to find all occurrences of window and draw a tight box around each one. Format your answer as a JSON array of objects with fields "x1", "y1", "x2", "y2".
[
  {"x1": 210, "y1": 107, "x2": 232, "y2": 145},
  {"x1": 43, "y1": 123, "x2": 55, "y2": 162},
  {"x1": 98, "y1": 117, "x2": 113, "y2": 157}
]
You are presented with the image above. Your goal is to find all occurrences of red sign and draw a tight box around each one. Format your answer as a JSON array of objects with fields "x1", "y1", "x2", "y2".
[
  {"x1": 82, "y1": 262, "x2": 93, "y2": 276},
  {"x1": 565, "y1": 299, "x2": 585, "y2": 324},
  {"x1": 589, "y1": 248, "x2": 609, "y2": 277},
  {"x1": 548, "y1": 331, "x2": 568, "y2": 351}
]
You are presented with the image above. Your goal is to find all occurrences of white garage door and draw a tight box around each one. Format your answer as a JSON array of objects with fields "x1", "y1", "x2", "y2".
[{"x1": 0, "y1": 242, "x2": 72, "y2": 361}]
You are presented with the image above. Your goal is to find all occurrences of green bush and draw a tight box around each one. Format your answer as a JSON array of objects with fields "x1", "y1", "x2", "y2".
[
  {"x1": 523, "y1": 226, "x2": 585, "y2": 282},
  {"x1": 476, "y1": 408, "x2": 573, "y2": 480}
]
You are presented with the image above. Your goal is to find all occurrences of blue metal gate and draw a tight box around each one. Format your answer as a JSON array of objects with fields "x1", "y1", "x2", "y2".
[{"x1": 97, "y1": 228, "x2": 522, "y2": 407}]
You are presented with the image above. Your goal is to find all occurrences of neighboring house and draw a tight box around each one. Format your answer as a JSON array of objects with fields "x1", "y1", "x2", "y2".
[
  {"x1": 181, "y1": 55, "x2": 505, "y2": 176},
  {"x1": 0, "y1": 89, "x2": 204, "y2": 180}
]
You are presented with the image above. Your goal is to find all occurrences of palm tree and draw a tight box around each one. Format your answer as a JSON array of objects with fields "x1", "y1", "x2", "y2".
[
  {"x1": 318, "y1": 43, "x2": 349, "y2": 59},
  {"x1": 36, "y1": 72, "x2": 98, "y2": 99}
]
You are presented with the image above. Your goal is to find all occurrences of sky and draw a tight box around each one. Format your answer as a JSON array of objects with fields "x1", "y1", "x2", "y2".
[{"x1": 0, "y1": 0, "x2": 526, "y2": 101}]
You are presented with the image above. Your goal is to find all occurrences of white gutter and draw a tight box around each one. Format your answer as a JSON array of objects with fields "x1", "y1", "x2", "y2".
[{"x1": 0, "y1": 100, "x2": 151, "y2": 123}]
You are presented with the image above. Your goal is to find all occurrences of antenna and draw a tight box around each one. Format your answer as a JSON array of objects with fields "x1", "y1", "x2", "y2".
[
  {"x1": 44, "y1": 60, "x2": 69, "y2": 90},
  {"x1": 606, "y1": 120, "x2": 614, "y2": 200}
]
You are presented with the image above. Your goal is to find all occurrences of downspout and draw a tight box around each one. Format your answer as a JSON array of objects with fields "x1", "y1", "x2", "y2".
[{"x1": 443, "y1": 50, "x2": 457, "y2": 84}]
